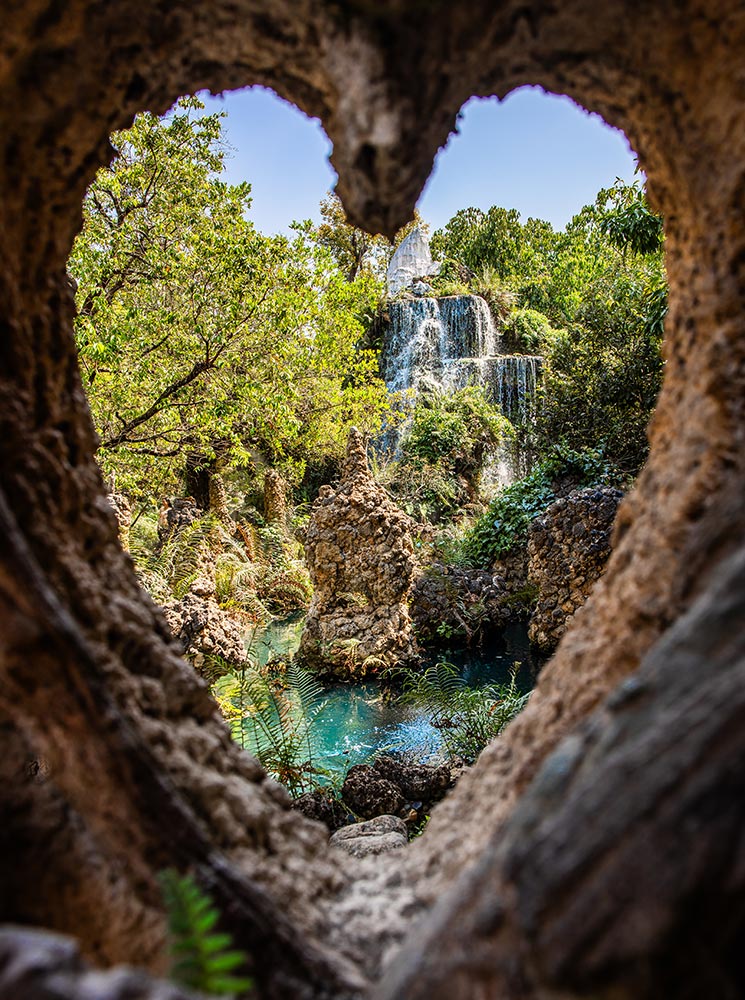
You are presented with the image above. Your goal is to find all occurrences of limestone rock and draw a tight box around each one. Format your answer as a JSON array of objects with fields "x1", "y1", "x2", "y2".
[
  {"x1": 341, "y1": 765, "x2": 406, "y2": 819},
  {"x1": 330, "y1": 815, "x2": 408, "y2": 858},
  {"x1": 264, "y1": 468, "x2": 288, "y2": 527},
  {"x1": 293, "y1": 789, "x2": 351, "y2": 832},
  {"x1": 410, "y1": 563, "x2": 512, "y2": 646},
  {"x1": 527, "y1": 487, "x2": 623, "y2": 651},
  {"x1": 340, "y1": 757, "x2": 452, "y2": 821},
  {"x1": 106, "y1": 493, "x2": 131, "y2": 551},
  {"x1": 386, "y1": 226, "x2": 441, "y2": 297},
  {"x1": 157, "y1": 496, "x2": 202, "y2": 546},
  {"x1": 162, "y1": 593, "x2": 247, "y2": 679},
  {"x1": 372, "y1": 754, "x2": 452, "y2": 803},
  {"x1": 299, "y1": 428, "x2": 418, "y2": 678}
]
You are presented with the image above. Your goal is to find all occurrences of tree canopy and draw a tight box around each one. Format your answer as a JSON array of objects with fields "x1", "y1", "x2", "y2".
[{"x1": 69, "y1": 98, "x2": 388, "y2": 500}]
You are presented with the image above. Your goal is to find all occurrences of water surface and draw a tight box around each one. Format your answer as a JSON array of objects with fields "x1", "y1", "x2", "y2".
[{"x1": 248, "y1": 615, "x2": 543, "y2": 774}]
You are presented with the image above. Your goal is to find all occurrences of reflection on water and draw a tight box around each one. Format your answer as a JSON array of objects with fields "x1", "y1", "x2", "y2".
[{"x1": 248, "y1": 614, "x2": 544, "y2": 773}]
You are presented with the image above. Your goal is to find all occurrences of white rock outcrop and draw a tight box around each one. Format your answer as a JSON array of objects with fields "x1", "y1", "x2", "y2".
[{"x1": 386, "y1": 226, "x2": 441, "y2": 297}]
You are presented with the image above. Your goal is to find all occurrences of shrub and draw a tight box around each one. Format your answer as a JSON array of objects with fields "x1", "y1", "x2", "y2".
[
  {"x1": 394, "y1": 659, "x2": 529, "y2": 763},
  {"x1": 463, "y1": 445, "x2": 616, "y2": 567},
  {"x1": 502, "y1": 307, "x2": 554, "y2": 354}
]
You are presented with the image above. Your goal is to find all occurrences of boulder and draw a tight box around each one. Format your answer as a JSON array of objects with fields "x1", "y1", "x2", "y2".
[
  {"x1": 157, "y1": 496, "x2": 202, "y2": 546},
  {"x1": 292, "y1": 789, "x2": 350, "y2": 832},
  {"x1": 162, "y1": 593, "x2": 247, "y2": 679},
  {"x1": 372, "y1": 754, "x2": 452, "y2": 803},
  {"x1": 330, "y1": 815, "x2": 408, "y2": 858},
  {"x1": 300, "y1": 429, "x2": 418, "y2": 678},
  {"x1": 341, "y1": 765, "x2": 406, "y2": 819}
]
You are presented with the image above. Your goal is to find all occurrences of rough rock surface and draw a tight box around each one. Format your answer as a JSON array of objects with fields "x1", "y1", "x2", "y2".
[
  {"x1": 156, "y1": 497, "x2": 202, "y2": 546},
  {"x1": 527, "y1": 487, "x2": 624, "y2": 651},
  {"x1": 372, "y1": 755, "x2": 452, "y2": 804},
  {"x1": 2, "y1": 3, "x2": 745, "y2": 998},
  {"x1": 491, "y1": 549, "x2": 530, "y2": 601},
  {"x1": 105, "y1": 494, "x2": 131, "y2": 551},
  {"x1": 300, "y1": 429, "x2": 418, "y2": 678},
  {"x1": 263, "y1": 469, "x2": 288, "y2": 527},
  {"x1": 330, "y1": 816, "x2": 408, "y2": 859},
  {"x1": 162, "y1": 593, "x2": 247, "y2": 679},
  {"x1": 0, "y1": 927, "x2": 195, "y2": 1000},
  {"x1": 342, "y1": 766, "x2": 406, "y2": 820},
  {"x1": 293, "y1": 790, "x2": 350, "y2": 833},
  {"x1": 410, "y1": 563, "x2": 512, "y2": 646},
  {"x1": 341, "y1": 757, "x2": 452, "y2": 821}
]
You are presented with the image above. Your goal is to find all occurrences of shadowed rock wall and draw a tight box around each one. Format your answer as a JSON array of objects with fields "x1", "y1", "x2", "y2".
[{"x1": 528, "y1": 486, "x2": 624, "y2": 650}]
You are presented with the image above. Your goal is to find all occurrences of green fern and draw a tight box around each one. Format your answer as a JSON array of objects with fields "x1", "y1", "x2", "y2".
[
  {"x1": 396, "y1": 660, "x2": 529, "y2": 763},
  {"x1": 159, "y1": 869, "x2": 253, "y2": 997},
  {"x1": 214, "y1": 662, "x2": 329, "y2": 797}
]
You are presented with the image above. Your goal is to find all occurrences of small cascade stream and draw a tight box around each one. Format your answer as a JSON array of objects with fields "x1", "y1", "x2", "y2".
[{"x1": 381, "y1": 294, "x2": 542, "y2": 482}]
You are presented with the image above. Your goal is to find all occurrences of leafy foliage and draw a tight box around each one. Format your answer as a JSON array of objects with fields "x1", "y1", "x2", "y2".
[
  {"x1": 429, "y1": 179, "x2": 666, "y2": 474},
  {"x1": 502, "y1": 307, "x2": 554, "y2": 354},
  {"x1": 463, "y1": 446, "x2": 616, "y2": 567},
  {"x1": 383, "y1": 387, "x2": 513, "y2": 522},
  {"x1": 159, "y1": 870, "x2": 253, "y2": 997},
  {"x1": 314, "y1": 192, "x2": 426, "y2": 282},
  {"x1": 395, "y1": 660, "x2": 529, "y2": 762},
  {"x1": 213, "y1": 661, "x2": 329, "y2": 796},
  {"x1": 133, "y1": 512, "x2": 222, "y2": 604},
  {"x1": 69, "y1": 97, "x2": 389, "y2": 500}
]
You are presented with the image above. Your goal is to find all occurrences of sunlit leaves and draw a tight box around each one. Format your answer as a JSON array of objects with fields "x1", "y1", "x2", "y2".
[{"x1": 68, "y1": 97, "x2": 389, "y2": 499}]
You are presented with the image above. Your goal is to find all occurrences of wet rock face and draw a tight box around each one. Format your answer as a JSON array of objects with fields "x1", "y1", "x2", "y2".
[
  {"x1": 300, "y1": 429, "x2": 418, "y2": 678},
  {"x1": 162, "y1": 593, "x2": 247, "y2": 679},
  {"x1": 528, "y1": 487, "x2": 624, "y2": 651}
]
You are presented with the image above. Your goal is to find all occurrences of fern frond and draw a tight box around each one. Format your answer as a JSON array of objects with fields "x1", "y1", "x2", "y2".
[{"x1": 159, "y1": 869, "x2": 253, "y2": 997}]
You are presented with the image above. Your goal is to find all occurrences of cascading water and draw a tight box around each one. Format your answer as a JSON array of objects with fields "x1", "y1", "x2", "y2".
[{"x1": 380, "y1": 293, "x2": 542, "y2": 484}]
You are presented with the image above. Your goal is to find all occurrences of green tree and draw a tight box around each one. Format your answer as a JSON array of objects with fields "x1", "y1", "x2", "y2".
[
  {"x1": 315, "y1": 192, "x2": 428, "y2": 283},
  {"x1": 69, "y1": 98, "x2": 389, "y2": 501},
  {"x1": 536, "y1": 181, "x2": 666, "y2": 473}
]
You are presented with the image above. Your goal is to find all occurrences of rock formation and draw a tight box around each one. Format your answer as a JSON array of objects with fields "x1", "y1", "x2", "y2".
[
  {"x1": 330, "y1": 815, "x2": 409, "y2": 859},
  {"x1": 527, "y1": 487, "x2": 624, "y2": 651},
  {"x1": 410, "y1": 563, "x2": 512, "y2": 646},
  {"x1": 106, "y1": 493, "x2": 132, "y2": 551},
  {"x1": 263, "y1": 468, "x2": 288, "y2": 527},
  {"x1": 3, "y1": 4, "x2": 745, "y2": 998},
  {"x1": 162, "y1": 591, "x2": 248, "y2": 680},
  {"x1": 156, "y1": 497, "x2": 202, "y2": 547},
  {"x1": 300, "y1": 429, "x2": 418, "y2": 678},
  {"x1": 385, "y1": 226, "x2": 441, "y2": 297}
]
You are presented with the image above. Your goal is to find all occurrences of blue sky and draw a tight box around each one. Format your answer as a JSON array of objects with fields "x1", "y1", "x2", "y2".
[{"x1": 200, "y1": 85, "x2": 638, "y2": 237}]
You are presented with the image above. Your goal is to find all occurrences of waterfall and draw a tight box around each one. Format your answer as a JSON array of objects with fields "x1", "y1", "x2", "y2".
[
  {"x1": 380, "y1": 294, "x2": 542, "y2": 484},
  {"x1": 382, "y1": 295, "x2": 501, "y2": 394}
]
